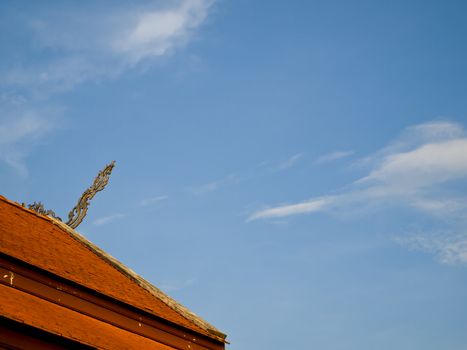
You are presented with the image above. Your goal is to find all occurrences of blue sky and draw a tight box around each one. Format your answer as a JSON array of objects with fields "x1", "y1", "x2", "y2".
[{"x1": 1, "y1": 1, "x2": 467, "y2": 348}]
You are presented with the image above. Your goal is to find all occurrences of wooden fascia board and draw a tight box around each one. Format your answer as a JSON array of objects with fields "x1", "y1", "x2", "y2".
[{"x1": 0, "y1": 253, "x2": 224, "y2": 350}]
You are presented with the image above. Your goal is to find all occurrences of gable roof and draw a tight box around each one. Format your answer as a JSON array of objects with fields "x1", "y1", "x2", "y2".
[{"x1": 0, "y1": 195, "x2": 226, "y2": 343}]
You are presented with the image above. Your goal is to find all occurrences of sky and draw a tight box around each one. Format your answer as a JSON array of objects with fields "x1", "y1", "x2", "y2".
[{"x1": 1, "y1": 0, "x2": 467, "y2": 349}]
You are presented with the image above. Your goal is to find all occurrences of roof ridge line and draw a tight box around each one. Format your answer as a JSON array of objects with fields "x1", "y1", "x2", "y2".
[
  {"x1": 49, "y1": 218, "x2": 226, "y2": 342},
  {"x1": 0, "y1": 195, "x2": 226, "y2": 342},
  {"x1": 0, "y1": 195, "x2": 59, "y2": 223}
]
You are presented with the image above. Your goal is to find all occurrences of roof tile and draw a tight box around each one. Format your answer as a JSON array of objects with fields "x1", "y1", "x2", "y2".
[{"x1": 0, "y1": 195, "x2": 225, "y2": 342}]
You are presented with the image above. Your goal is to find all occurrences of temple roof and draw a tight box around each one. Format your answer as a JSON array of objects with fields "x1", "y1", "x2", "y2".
[{"x1": 0, "y1": 195, "x2": 226, "y2": 344}]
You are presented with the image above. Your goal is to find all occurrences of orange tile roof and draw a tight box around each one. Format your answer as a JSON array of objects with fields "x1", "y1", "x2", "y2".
[
  {"x1": 0, "y1": 283, "x2": 175, "y2": 350},
  {"x1": 0, "y1": 195, "x2": 226, "y2": 343}
]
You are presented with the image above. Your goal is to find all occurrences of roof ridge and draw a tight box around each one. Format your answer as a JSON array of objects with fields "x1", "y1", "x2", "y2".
[
  {"x1": 0, "y1": 196, "x2": 225, "y2": 341},
  {"x1": 0, "y1": 195, "x2": 58, "y2": 224},
  {"x1": 50, "y1": 219, "x2": 226, "y2": 341}
]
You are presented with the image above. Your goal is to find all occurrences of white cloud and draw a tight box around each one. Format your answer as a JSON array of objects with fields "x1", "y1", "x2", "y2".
[
  {"x1": 314, "y1": 150, "x2": 354, "y2": 164},
  {"x1": 159, "y1": 278, "x2": 196, "y2": 292},
  {"x1": 5, "y1": 57, "x2": 98, "y2": 96},
  {"x1": 249, "y1": 121, "x2": 467, "y2": 264},
  {"x1": 0, "y1": 2, "x2": 215, "y2": 171},
  {"x1": 0, "y1": 107, "x2": 60, "y2": 176},
  {"x1": 359, "y1": 138, "x2": 467, "y2": 191},
  {"x1": 410, "y1": 198, "x2": 467, "y2": 218},
  {"x1": 140, "y1": 195, "x2": 169, "y2": 206},
  {"x1": 252, "y1": 121, "x2": 467, "y2": 220},
  {"x1": 93, "y1": 213, "x2": 127, "y2": 226},
  {"x1": 248, "y1": 196, "x2": 335, "y2": 221},
  {"x1": 278, "y1": 152, "x2": 305, "y2": 170},
  {"x1": 113, "y1": 0, "x2": 213, "y2": 64},
  {"x1": 2, "y1": 0, "x2": 215, "y2": 95},
  {"x1": 354, "y1": 121, "x2": 465, "y2": 169},
  {"x1": 189, "y1": 173, "x2": 240, "y2": 195},
  {"x1": 408, "y1": 121, "x2": 464, "y2": 141},
  {"x1": 395, "y1": 232, "x2": 467, "y2": 265}
]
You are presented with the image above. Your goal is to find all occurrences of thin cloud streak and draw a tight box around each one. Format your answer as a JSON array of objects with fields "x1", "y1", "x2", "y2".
[
  {"x1": 140, "y1": 195, "x2": 169, "y2": 207},
  {"x1": 251, "y1": 121, "x2": 467, "y2": 220},
  {"x1": 314, "y1": 150, "x2": 354, "y2": 164},
  {"x1": 278, "y1": 152, "x2": 305, "y2": 170},
  {"x1": 248, "y1": 196, "x2": 335, "y2": 221},
  {"x1": 249, "y1": 121, "x2": 467, "y2": 264},
  {"x1": 159, "y1": 278, "x2": 196, "y2": 293},
  {"x1": 189, "y1": 173, "x2": 240, "y2": 195},
  {"x1": 93, "y1": 213, "x2": 127, "y2": 226}
]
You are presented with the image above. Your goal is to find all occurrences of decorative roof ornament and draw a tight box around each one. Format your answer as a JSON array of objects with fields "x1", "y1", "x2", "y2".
[
  {"x1": 27, "y1": 202, "x2": 62, "y2": 221},
  {"x1": 66, "y1": 161, "x2": 116, "y2": 229},
  {"x1": 26, "y1": 161, "x2": 115, "y2": 229}
]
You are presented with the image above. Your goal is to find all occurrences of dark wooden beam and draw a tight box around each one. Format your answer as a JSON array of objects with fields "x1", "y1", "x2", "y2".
[
  {"x1": 0, "y1": 316, "x2": 95, "y2": 350},
  {"x1": 0, "y1": 253, "x2": 224, "y2": 350}
]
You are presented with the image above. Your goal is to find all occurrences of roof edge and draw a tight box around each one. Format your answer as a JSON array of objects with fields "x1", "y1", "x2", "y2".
[
  {"x1": 51, "y1": 219, "x2": 227, "y2": 342},
  {"x1": 0, "y1": 195, "x2": 227, "y2": 342}
]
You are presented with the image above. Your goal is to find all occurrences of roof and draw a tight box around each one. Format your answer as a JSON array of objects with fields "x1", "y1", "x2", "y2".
[
  {"x1": 0, "y1": 195, "x2": 226, "y2": 343},
  {"x1": 0, "y1": 283, "x2": 174, "y2": 350}
]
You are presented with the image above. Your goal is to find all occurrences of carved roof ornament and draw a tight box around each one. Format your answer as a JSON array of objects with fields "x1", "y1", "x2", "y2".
[
  {"x1": 66, "y1": 161, "x2": 116, "y2": 229},
  {"x1": 27, "y1": 161, "x2": 115, "y2": 229},
  {"x1": 27, "y1": 202, "x2": 62, "y2": 221}
]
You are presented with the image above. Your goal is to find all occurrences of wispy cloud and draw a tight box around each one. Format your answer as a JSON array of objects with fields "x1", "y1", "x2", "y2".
[
  {"x1": 251, "y1": 121, "x2": 467, "y2": 219},
  {"x1": 159, "y1": 278, "x2": 196, "y2": 292},
  {"x1": 0, "y1": 106, "x2": 61, "y2": 176},
  {"x1": 395, "y1": 231, "x2": 467, "y2": 265},
  {"x1": 0, "y1": 1, "x2": 215, "y2": 173},
  {"x1": 314, "y1": 150, "x2": 354, "y2": 164},
  {"x1": 278, "y1": 152, "x2": 305, "y2": 170},
  {"x1": 248, "y1": 196, "x2": 334, "y2": 221},
  {"x1": 140, "y1": 195, "x2": 168, "y2": 207},
  {"x1": 249, "y1": 121, "x2": 467, "y2": 264},
  {"x1": 3, "y1": 0, "x2": 215, "y2": 96},
  {"x1": 113, "y1": 0, "x2": 213, "y2": 65},
  {"x1": 93, "y1": 213, "x2": 127, "y2": 226},
  {"x1": 189, "y1": 173, "x2": 240, "y2": 195}
]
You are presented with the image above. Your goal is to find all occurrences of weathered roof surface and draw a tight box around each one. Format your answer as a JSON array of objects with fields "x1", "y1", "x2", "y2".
[{"x1": 0, "y1": 195, "x2": 226, "y2": 343}]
